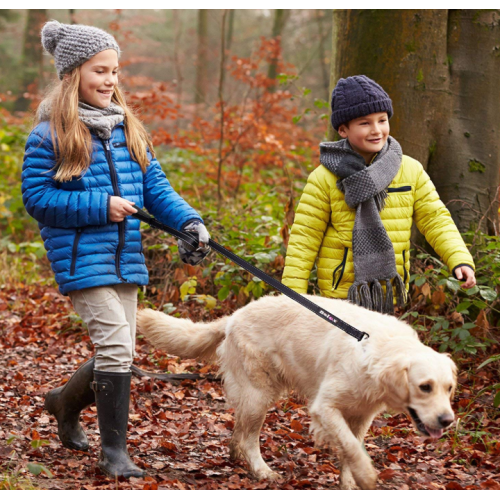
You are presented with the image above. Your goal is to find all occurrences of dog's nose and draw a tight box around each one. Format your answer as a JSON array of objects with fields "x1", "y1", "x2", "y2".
[{"x1": 438, "y1": 414, "x2": 454, "y2": 428}]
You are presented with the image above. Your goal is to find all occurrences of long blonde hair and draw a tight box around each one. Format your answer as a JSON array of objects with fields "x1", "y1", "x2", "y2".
[{"x1": 34, "y1": 66, "x2": 156, "y2": 182}]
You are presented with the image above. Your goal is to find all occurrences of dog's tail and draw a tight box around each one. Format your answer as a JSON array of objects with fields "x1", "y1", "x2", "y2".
[{"x1": 136, "y1": 309, "x2": 227, "y2": 361}]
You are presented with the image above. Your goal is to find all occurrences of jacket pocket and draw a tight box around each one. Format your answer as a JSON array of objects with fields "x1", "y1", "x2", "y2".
[
  {"x1": 402, "y1": 249, "x2": 408, "y2": 284},
  {"x1": 388, "y1": 186, "x2": 411, "y2": 193},
  {"x1": 70, "y1": 228, "x2": 83, "y2": 276},
  {"x1": 332, "y1": 247, "x2": 348, "y2": 290},
  {"x1": 113, "y1": 141, "x2": 127, "y2": 148}
]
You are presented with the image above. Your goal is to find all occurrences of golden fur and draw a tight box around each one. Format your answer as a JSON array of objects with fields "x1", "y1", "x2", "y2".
[
  {"x1": 137, "y1": 294, "x2": 457, "y2": 489},
  {"x1": 34, "y1": 67, "x2": 155, "y2": 182}
]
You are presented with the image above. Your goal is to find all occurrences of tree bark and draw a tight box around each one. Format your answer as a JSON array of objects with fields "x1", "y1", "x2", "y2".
[
  {"x1": 217, "y1": 10, "x2": 228, "y2": 212},
  {"x1": 267, "y1": 9, "x2": 290, "y2": 91},
  {"x1": 427, "y1": 10, "x2": 500, "y2": 234},
  {"x1": 172, "y1": 9, "x2": 184, "y2": 131},
  {"x1": 195, "y1": 9, "x2": 209, "y2": 105},
  {"x1": 14, "y1": 9, "x2": 47, "y2": 112},
  {"x1": 226, "y1": 9, "x2": 235, "y2": 52},
  {"x1": 315, "y1": 10, "x2": 330, "y2": 100}
]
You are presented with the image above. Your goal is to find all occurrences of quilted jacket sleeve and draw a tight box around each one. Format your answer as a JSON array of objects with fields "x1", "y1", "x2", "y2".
[
  {"x1": 413, "y1": 162, "x2": 475, "y2": 274},
  {"x1": 281, "y1": 167, "x2": 332, "y2": 293},
  {"x1": 143, "y1": 157, "x2": 202, "y2": 231},
  {"x1": 22, "y1": 127, "x2": 109, "y2": 228}
]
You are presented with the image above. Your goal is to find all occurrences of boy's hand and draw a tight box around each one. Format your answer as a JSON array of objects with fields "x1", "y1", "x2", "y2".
[
  {"x1": 109, "y1": 196, "x2": 137, "y2": 222},
  {"x1": 454, "y1": 266, "x2": 476, "y2": 289}
]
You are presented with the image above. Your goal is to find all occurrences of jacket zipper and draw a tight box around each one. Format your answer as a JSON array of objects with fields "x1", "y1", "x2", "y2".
[
  {"x1": 113, "y1": 141, "x2": 127, "y2": 148},
  {"x1": 332, "y1": 247, "x2": 348, "y2": 290},
  {"x1": 388, "y1": 186, "x2": 411, "y2": 193},
  {"x1": 70, "y1": 228, "x2": 83, "y2": 276},
  {"x1": 402, "y1": 250, "x2": 408, "y2": 284},
  {"x1": 102, "y1": 139, "x2": 125, "y2": 281}
]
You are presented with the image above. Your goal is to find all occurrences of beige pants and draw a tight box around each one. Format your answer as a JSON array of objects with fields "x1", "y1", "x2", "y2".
[{"x1": 69, "y1": 284, "x2": 138, "y2": 373}]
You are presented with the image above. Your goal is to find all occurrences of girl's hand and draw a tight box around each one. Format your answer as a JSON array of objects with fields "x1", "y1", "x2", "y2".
[
  {"x1": 455, "y1": 266, "x2": 476, "y2": 289},
  {"x1": 178, "y1": 220, "x2": 210, "y2": 266},
  {"x1": 109, "y1": 196, "x2": 137, "y2": 222}
]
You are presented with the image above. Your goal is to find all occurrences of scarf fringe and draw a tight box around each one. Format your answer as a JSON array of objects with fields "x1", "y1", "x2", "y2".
[
  {"x1": 393, "y1": 274, "x2": 407, "y2": 308},
  {"x1": 348, "y1": 276, "x2": 407, "y2": 315},
  {"x1": 371, "y1": 280, "x2": 384, "y2": 313},
  {"x1": 384, "y1": 279, "x2": 394, "y2": 314},
  {"x1": 359, "y1": 281, "x2": 372, "y2": 310}
]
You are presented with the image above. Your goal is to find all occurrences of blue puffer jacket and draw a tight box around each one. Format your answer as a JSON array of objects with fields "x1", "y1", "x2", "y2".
[{"x1": 22, "y1": 121, "x2": 202, "y2": 295}]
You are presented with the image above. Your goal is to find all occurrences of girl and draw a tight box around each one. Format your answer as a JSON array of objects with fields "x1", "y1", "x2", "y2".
[{"x1": 22, "y1": 20, "x2": 209, "y2": 479}]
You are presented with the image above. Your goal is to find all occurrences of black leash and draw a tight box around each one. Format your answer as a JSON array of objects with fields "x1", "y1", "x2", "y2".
[{"x1": 132, "y1": 207, "x2": 369, "y2": 343}]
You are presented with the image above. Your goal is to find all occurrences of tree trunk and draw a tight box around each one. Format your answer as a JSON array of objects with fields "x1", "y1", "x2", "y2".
[
  {"x1": 14, "y1": 9, "x2": 47, "y2": 112},
  {"x1": 217, "y1": 10, "x2": 228, "y2": 212},
  {"x1": 172, "y1": 9, "x2": 184, "y2": 131},
  {"x1": 267, "y1": 9, "x2": 290, "y2": 91},
  {"x1": 226, "y1": 9, "x2": 235, "y2": 52},
  {"x1": 427, "y1": 10, "x2": 500, "y2": 234},
  {"x1": 315, "y1": 10, "x2": 330, "y2": 100},
  {"x1": 195, "y1": 9, "x2": 209, "y2": 105}
]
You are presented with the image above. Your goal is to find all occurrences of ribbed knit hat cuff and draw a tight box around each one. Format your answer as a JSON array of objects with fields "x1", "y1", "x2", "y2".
[
  {"x1": 57, "y1": 41, "x2": 119, "y2": 80},
  {"x1": 331, "y1": 98, "x2": 393, "y2": 131}
]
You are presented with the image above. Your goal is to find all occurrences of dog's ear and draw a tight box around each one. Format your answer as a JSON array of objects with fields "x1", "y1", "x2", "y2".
[
  {"x1": 378, "y1": 355, "x2": 410, "y2": 405},
  {"x1": 443, "y1": 353, "x2": 458, "y2": 399}
]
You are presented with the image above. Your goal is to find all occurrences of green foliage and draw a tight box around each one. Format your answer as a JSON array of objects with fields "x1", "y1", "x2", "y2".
[
  {"x1": 0, "y1": 120, "x2": 36, "y2": 238},
  {"x1": 0, "y1": 434, "x2": 51, "y2": 490},
  {"x1": 402, "y1": 236, "x2": 499, "y2": 356},
  {"x1": 143, "y1": 146, "x2": 308, "y2": 309}
]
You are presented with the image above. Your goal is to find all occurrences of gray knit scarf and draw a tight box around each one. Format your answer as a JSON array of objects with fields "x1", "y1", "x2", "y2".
[
  {"x1": 77, "y1": 102, "x2": 124, "y2": 139},
  {"x1": 37, "y1": 99, "x2": 125, "y2": 139},
  {"x1": 319, "y1": 136, "x2": 406, "y2": 314}
]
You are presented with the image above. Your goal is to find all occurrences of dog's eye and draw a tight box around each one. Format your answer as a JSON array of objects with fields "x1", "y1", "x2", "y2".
[
  {"x1": 419, "y1": 384, "x2": 432, "y2": 393},
  {"x1": 448, "y1": 386, "x2": 453, "y2": 393}
]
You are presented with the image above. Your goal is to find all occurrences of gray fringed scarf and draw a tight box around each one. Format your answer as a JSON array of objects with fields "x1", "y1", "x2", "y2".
[
  {"x1": 37, "y1": 100, "x2": 125, "y2": 139},
  {"x1": 319, "y1": 136, "x2": 407, "y2": 314}
]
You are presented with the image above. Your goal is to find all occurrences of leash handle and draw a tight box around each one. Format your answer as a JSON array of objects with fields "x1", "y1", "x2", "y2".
[{"x1": 131, "y1": 209, "x2": 369, "y2": 342}]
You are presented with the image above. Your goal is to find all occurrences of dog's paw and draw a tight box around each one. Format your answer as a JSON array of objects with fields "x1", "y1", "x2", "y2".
[
  {"x1": 352, "y1": 463, "x2": 377, "y2": 490},
  {"x1": 340, "y1": 470, "x2": 357, "y2": 490},
  {"x1": 254, "y1": 469, "x2": 281, "y2": 482}
]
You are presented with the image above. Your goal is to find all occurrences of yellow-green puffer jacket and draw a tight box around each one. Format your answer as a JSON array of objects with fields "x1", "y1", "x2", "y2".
[{"x1": 282, "y1": 155, "x2": 475, "y2": 298}]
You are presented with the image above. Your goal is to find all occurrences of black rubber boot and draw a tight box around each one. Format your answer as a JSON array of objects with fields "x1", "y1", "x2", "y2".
[
  {"x1": 44, "y1": 358, "x2": 95, "y2": 451},
  {"x1": 92, "y1": 370, "x2": 145, "y2": 479}
]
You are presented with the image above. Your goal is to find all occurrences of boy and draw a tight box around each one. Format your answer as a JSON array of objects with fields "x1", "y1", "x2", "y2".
[{"x1": 282, "y1": 75, "x2": 475, "y2": 314}]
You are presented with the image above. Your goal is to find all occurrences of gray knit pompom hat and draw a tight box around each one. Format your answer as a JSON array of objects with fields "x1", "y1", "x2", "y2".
[{"x1": 41, "y1": 20, "x2": 120, "y2": 80}]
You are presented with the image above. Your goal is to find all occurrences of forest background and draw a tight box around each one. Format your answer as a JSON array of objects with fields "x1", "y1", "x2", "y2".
[{"x1": 0, "y1": 8, "x2": 499, "y2": 490}]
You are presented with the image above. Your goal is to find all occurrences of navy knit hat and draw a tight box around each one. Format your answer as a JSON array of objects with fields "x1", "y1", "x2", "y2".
[{"x1": 330, "y1": 75, "x2": 393, "y2": 131}]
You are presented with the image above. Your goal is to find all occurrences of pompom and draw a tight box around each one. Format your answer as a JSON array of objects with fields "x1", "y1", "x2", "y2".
[{"x1": 41, "y1": 20, "x2": 62, "y2": 54}]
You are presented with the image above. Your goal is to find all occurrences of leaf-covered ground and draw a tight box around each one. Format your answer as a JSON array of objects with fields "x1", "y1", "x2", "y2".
[{"x1": 1, "y1": 283, "x2": 499, "y2": 490}]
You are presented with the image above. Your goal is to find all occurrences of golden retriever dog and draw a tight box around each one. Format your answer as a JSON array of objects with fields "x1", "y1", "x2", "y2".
[{"x1": 137, "y1": 294, "x2": 456, "y2": 489}]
